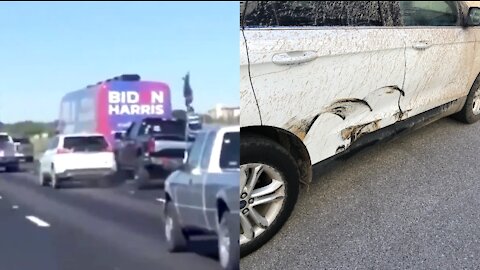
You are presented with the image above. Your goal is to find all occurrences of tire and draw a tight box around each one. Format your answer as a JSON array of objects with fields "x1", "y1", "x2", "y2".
[
  {"x1": 50, "y1": 168, "x2": 60, "y2": 189},
  {"x1": 240, "y1": 135, "x2": 300, "y2": 257},
  {"x1": 6, "y1": 164, "x2": 19, "y2": 173},
  {"x1": 135, "y1": 166, "x2": 150, "y2": 190},
  {"x1": 218, "y1": 212, "x2": 240, "y2": 270},
  {"x1": 164, "y1": 202, "x2": 188, "y2": 252},
  {"x1": 454, "y1": 74, "x2": 480, "y2": 124},
  {"x1": 38, "y1": 172, "x2": 48, "y2": 186}
]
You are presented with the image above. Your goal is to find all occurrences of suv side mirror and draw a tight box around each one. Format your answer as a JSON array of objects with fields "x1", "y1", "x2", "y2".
[{"x1": 467, "y1": 7, "x2": 480, "y2": 26}]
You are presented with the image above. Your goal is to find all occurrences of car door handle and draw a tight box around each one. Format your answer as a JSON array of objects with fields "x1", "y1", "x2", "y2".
[
  {"x1": 272, "y1": 51, "x2": 317, "y2": 66},
  {"x1": 412, "y1": 41, "x2": 431, "y2": 50}
]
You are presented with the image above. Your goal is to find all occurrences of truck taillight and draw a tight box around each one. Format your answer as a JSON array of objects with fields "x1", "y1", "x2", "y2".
[{"x1": 148, "y1": 138, "x2": 155, "y2": 153}]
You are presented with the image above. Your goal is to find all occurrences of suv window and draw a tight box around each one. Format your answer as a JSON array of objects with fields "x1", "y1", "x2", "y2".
[
  {"x1": 63, "y1": 136, "x2": 108, "y2": 152},
  {"x1": 399, "y1": 1, "x2": 458, "y2": 26},
  {"x1": 219, "y1": 132, "x2": 239, "y2": 169},
  {"x1": 242, "y1": 1, "x2": 402, "y2": 27},
  {"x1": 187, "y1": 132, "x2": 206, "y2": 169}
]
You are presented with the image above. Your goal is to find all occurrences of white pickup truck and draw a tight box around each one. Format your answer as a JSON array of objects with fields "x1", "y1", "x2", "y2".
[{"x1": 0, "y1": 133, "x2": 20, "y2": 172}]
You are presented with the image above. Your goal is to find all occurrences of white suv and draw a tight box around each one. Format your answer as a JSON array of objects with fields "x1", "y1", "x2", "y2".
[
  {"x1": 38, "y1": 133, "x2": 117, "y2": 189},
  {"x1": 240, "y1": 1, "x2": 480, "y2": 256}
]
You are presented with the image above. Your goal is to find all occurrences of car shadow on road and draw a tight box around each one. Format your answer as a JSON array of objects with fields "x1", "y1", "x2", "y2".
[
  {"x1": 57, "y1": 176, "x2": 128, "y2": 189},
  {"x1": 187, "y1": 237, "x2": 219, "y2": 260},
  {"x1": 309, "y1": 117, "x2": 464, "y2": 185}
]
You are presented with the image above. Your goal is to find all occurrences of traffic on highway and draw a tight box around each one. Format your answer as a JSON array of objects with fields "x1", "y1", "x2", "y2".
[
  {"x1": 0, "y1": 75, "x2": 239, "y2": 270},
  {"x1": 0, "y1": 2, "x2": 239, "y2": 270}
]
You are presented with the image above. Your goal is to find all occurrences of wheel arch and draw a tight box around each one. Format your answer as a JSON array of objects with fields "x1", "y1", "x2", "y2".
[
  {"x1": 241, "y1": 125, "x2": 312, "y2": 185},
  {"x1": 216, "y1": 197, "x2": 229, "y2": 223}
]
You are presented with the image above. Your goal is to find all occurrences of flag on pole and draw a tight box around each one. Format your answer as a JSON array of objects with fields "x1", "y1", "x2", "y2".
[{"x1": 183, "y1": 72, "x2": 193, "y2": 112}]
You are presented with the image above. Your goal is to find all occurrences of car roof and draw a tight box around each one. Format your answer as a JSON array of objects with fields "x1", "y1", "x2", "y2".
[
  {"x1": 60, "y1": 133, "x2": 106, "y2": 138},
  {"x1": 219, "y1": 125, "x2": 240, "y2": 133},
  {"x1": 199, "y1": 125, "x2": 239, "y2": 134}
]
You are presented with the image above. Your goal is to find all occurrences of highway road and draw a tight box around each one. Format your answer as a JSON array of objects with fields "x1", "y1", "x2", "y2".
[
  {"x1": 0, "y1": 164, "x2": 222, "y2": 270},
  {"x1": 241, "y1": 117, "x2": 480, "y2": 269}
]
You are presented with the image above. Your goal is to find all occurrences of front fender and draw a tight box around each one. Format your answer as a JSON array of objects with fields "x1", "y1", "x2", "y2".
[
  {"x1": 241, "y1": 32, "x2": 262, "y2": 127},
  {"x1": 215, "y1": 186, "x2": 239, "y2": 217}
]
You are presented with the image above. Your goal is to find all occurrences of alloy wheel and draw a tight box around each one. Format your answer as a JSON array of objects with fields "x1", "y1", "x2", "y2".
[{"x1": 239, "y1": 163, "x2": 285, "y2": 246}]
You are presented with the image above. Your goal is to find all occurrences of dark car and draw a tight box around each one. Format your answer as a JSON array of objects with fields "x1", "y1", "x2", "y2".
[
  {"x1": 116, "y1": 117, "x2": 192, "y2": 189},
  {"x1": 164, "y1": 126, "x2": 239, "y2": 270},
  {"x1": 13, "y1": 137, "x2": 34, "y2": 162}
]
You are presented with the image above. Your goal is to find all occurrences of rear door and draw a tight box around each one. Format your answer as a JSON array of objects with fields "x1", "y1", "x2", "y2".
[
  {"x1": 189, "y1": 130, "x2": 217, "y2": 229},
  {"x1": 60, "y1": 136, "x2": 113, "y2": 169},
  {"x1": 242, "y1": 1, "x2": 408, "y2": 164},
  {"x1": 398, "y1": 1, "x2": 475, "y2": 116}
]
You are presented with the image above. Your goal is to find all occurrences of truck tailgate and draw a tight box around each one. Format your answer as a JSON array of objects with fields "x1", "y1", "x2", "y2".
[
  {"x1": 0, "y1": 142, "x2": 16, "y2": 157},
  {"x1": 152, "y1": 140, "x2": 190, "y2": 158}
]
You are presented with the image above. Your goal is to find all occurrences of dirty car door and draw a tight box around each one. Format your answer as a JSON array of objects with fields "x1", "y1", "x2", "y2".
[
  {"x1": 241, "y1": 1, "x2": 408, "y2": 164},
  {"x1": 398, "y1": 1, "x2": 475, "y2": 117}
]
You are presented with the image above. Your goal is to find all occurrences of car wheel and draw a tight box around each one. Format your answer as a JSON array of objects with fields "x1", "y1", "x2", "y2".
[
  {"x1": 240, "y1": 135, "x2": 299, "y2": 257},
  {"x1": 6, "y1": 164, "x2": 19, "y2": 173},
  {"x1": 454, "y1": 74, "x2": 480, "y2": 124},
  {"x1": 38, "y1": 172, "x2": 48, "y2": 186},
  {"x1": 218, "y1": 212, "x2": 239, "y2": 270},
  {"x1": 50, "y1": 168, "x2": 60, "y2": 189},
  {"x1": 164, "y1": 202, "x2": 188, "y2": 252}
]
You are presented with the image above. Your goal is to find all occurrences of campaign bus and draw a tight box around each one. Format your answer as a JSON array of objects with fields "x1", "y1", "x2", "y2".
[{"x1": 57, "y1": 74, "x2": 172, "y2": 143}]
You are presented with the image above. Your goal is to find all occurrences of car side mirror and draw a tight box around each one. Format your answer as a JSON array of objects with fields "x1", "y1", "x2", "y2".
[{"x1": 466, "y1": 7, "x2": 480, "y2": 26}]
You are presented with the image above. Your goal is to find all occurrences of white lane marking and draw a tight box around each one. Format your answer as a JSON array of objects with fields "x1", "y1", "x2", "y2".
[
  {"x1": 12, "y1": 205, "x2": 18, "y2": 209},
  {"x1": 26, "y1": 216, "x2": 50, "y2": 227},
  {"x1": 0, "y1": 195, "x2": 2, "y2": 199},
  {"x1": 156, "y1": 198, "x2": 166, "y2": 203}
]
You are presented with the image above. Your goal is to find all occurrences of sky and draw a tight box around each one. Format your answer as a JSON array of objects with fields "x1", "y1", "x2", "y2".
[{"x1": 0, "y1": 1, "x2": 239, "y2": 123}]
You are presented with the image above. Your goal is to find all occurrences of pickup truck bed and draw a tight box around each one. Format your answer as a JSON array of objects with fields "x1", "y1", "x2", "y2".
[{"x1": 116, "y1": 117, "x2": 192, "y2": 189}]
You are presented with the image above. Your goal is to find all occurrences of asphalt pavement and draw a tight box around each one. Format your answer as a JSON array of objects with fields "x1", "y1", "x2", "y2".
[
  {"x1": 0, "y1": 163, "x2": 221, "y2": 270},
  {"x1": 241, "y1": 117, "x2": 480, "y2": 269}
]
